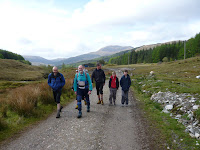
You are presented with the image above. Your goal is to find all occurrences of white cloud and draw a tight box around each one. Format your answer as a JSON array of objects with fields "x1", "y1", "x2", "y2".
[{"x1": 0, "y1": 0, "x2": 199, "y2": 59}]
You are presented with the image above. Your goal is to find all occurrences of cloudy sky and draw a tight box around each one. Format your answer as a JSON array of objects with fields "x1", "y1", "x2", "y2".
[{"x1": 0, "y1": 0, "x2": 199, "y2": 59}]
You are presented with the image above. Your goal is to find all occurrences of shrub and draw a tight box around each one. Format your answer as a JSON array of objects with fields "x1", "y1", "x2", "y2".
[
  {"x1": 8, "y1": 85, "x2": 40, "y2": 116},
  {"x1": 0, "y1": 116, "x2": 7, "y2": 131},
  {"x1": 162, "y1": 57, "x2": 168, "y2": 62}
]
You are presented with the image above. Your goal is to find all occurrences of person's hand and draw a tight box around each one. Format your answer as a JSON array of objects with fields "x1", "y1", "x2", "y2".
[
  {"x1": 88, "y1": 91, "x2": 91, "y2": 95},
  {"x1": 75, "y1": 91, "x2": 77, "y2": 95},
  {"x1": 104, "y1": 83, "x2": 105, "y2": 86}
]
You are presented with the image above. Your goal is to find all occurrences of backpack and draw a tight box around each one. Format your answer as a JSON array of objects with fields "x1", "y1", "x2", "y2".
[
  {"x1": 76, "y1": 72, "x2": 88, "y2": 89},
  {"x1": 50, "y1": 72, "x2": 62, "y2": 83}
]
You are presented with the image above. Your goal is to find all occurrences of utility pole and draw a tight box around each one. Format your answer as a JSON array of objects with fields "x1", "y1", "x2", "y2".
[
  {"x1": 184, "y1": 40, "x2": 186, "y2": 60},
  {"x1": 128, "y1": 53, "x2": 129, "y2": 67}
]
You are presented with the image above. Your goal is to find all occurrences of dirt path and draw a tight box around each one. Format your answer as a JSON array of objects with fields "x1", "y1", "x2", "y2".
[{"x1": 0, "y1": 69, "x2": 160, "y2": 150}]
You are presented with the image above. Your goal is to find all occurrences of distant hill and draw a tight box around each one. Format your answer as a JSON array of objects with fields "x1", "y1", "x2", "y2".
[
  {"x1": 135, "y1": 41, "x2": 181, "y2": 52},
  {"x1": 24, "y1": 45, "x2": 133, "y2": 66},
  {"x1": 0, "y1": 59, "x2": 45, "y2": 81}
]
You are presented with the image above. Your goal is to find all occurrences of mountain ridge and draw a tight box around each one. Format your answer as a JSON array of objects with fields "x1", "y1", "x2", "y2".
[{"x1": 24, "y1": 45, "x2": 133, "y2": 66}]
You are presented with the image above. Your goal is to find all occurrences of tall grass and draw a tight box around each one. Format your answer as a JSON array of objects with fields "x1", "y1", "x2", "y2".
[{"x1": 8, "y1": 85, "x2": 40, "y2": 116}]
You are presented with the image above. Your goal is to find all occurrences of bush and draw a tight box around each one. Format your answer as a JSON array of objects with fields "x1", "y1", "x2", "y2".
[
  {"x1": 8, "y1": 85, "x2": 40, "y2": 116},
  {"x1": 162, "y1": 57, "x2": 168, "y2": 62},
  {"x1": 0, "y1": 116, "x2": 7, "y2": 131}
]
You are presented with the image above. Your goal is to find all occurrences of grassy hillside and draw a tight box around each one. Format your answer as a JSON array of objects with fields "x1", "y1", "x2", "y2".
[
  {"x1": 109, "y1": 56, "x2": 200, "y2": 149},
  {"x1": 0, "y1": 59, "x2": 46, "y2": 81}
]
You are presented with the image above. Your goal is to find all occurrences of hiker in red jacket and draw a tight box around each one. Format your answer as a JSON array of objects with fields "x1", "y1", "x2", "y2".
[{"x1": 108, "y1": 71, "x2": 119, "y2": 105}]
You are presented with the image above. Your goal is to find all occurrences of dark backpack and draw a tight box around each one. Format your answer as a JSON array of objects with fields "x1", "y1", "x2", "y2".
[{"x1": 50, "y1": 72, "x2": 62, "y2": 83}]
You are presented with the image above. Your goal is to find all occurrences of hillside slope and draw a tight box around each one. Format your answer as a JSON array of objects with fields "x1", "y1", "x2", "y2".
[
  {"x1": 24, "y1": 45, "x2": 133, "y2": 66},
  {"x1": 0, "y1": 59, "x2": 45, "y2": 81}
]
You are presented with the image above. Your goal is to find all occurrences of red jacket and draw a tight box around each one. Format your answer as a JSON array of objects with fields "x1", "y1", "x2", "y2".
[{"x1": 109, "y1": 75, "x2": 119, "y2": 89}]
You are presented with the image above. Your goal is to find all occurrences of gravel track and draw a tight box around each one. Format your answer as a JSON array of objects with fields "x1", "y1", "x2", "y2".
[{"x1": 0, "y1": 69, "x2": 159, "y2": 150}]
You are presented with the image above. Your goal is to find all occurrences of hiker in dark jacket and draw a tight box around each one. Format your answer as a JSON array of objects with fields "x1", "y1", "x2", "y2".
[
  {"x1": 120, "y1": 70, "x2": 131, "y2": 106},
  {"x1": 91, "y1": 63, "x2": 106, "y2": 105},
  {"x1": 108, "y1": 71, "x2": 119, "y2": 105},
  {"x1": 48, "y1": 66, "x2": 65, "y2": 118}
]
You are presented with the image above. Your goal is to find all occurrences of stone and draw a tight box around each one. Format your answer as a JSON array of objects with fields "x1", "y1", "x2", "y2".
[
  {"x1": 175, "y1": 114, "x2": 182, "y2": 119},
  {"x1": 165, "y1": 105, "x2": 173, "y2": 110},
  {"x1": 193, "y1": 105, "x2": 199, "y2": 110},
  {"x1": 196, "y1": 75, "x2": 200, "y2": 79},
  {"x1": 194, "y1": 133, "x2": 200, "y2": 139}
]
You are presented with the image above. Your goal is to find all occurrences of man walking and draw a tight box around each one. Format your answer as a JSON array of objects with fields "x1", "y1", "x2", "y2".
[
  {"x1": 48, "y1": 66, "x2": 65, "y2": 118},
  {"x1": 120, "y1": 70, "x2": 131, "y2": 107},
  {"x1": 91, "y1": 63, "x2": 106, "y2": 105},
  {"x1": 74, "y1": 65, "x2": 92, "y2": 118}
]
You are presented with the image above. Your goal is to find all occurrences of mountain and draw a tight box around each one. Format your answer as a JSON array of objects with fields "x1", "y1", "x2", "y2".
[
  {"x1": 24, "y1": 45, "x2": 133, "y2": 66},
  {"x1": 135, "y1": 41, "x2": 181, "y2": 52}
]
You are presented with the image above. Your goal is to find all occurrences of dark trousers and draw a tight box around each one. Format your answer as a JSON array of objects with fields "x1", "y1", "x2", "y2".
[
  {"x1": 77, "y1": 88, "x2": 90, "y2": 111},
  {"x1": 121, "y1": 90, "x2": 128, "y2": 105},
  {"x1": 96, "y1": 82, "x2": 104, "y2": 95},
  {"x1": 53, "y1": 90, "x2": 61, "y2": 104}
]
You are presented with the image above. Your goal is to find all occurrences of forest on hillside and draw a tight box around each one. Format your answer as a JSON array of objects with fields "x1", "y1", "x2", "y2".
[
  {"x1": 109, "y1": 33, "x2": 200, "y2": 65},
  {"x1": 0, "y1": 49, "x2": 31, "y2": 65}
]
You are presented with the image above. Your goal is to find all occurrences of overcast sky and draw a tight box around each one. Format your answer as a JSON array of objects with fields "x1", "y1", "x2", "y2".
[{"x1": 0, "y1": 0, "x2": 199, "y2": 59}]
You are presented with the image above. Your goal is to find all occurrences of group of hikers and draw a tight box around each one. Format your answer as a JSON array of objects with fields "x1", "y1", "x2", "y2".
[{"x1": 48, "y1": 63, "x2": 131, "y2": 118}]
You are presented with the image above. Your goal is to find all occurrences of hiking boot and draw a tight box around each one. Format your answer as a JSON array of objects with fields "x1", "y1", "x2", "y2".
[
  {"x1": 87, "y1": 107, "x2": 90, "y2": 112},
  {"x1": 75, "y1": 105, "x2": 78, "y2": 109},
  {"x1": 114, "y1": 101, "x2": 116, "y2": 105},
  {"x1": 121, "y1": 104, "x2": 124, "y2": 107},
  {"x1": 101, "y1": 100, "x2": 104, "y2": 105},
  {"x1": 60, "y1": 106, "x2": 63, "y2": 112},
  {"x1": 56, "y1": 111, "x2": 60, "y2": 118},
  {"x1": 77, "y1": 111, "x2": 82, "y2": 118},
  {"x1": 84, "y1": 100, "x2": 87, "y2": 105},
  {"x1": 109, "y1": 102, "x2": 112, "y2": 106},
  {"x1": 97, "y1": 100, "x2": 101, "y2": 104}
]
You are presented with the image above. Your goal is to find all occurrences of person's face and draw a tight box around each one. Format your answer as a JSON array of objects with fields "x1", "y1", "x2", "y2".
[
  {"x1": 53, "y1": 67, "x2": 58, "y2": 75},
  {"x1": 124, "y1": 72, "x2": 128, "y2": 76},
  {"x1": 78, "y1": 66, "x2": 83, "y2": 73},
  {"x1": 97, "y1": 65, "x2": 101, "y2": 70},
  {"x1": 112, "y1": 73, "x2": 116, "y2": 76}
]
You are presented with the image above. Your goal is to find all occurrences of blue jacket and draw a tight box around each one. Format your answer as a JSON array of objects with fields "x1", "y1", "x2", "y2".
[
  {"x1": 73, "y1": 72, "x2": 93, "y2": 92},
  {"x1": 48, "y1": 72, "x2": 65, "y2": 91},
  {"x1": 120, "y1": 74, "x2": 131, "y2": 92}
]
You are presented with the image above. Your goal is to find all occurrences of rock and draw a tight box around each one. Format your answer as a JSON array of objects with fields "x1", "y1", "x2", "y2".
[
  {"x1": 193, "y1": 105, "x2": 199, "y2": 110},
  {"x1": 196, "y1": 75, "x2": 200, "y2": 79},
  {"x1": 189, "y1": 133, "x2": 195, "y2": 138},
  {"x1": 175, "y1": 114, "x2": 182, "y2": 119},
  {"x1": 194, "y1": 133, "x2": 200, "y2": 139},
  {"x1": 162, "y1": 109, "x2": 170, "y2": 113},
  {"x1": 165, "y1": 105, "x2": 173, "y2": 110},
  {"x1": 150, "y1": 71, "x2": 154, "y2": 76}
]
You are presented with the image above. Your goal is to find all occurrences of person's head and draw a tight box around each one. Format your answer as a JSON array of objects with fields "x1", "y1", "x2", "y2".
[
  {"x1": 78, "y1": 65, "x2": 83, "y2": 73},
  {"x1": 124, "y1": 70, "x2": 128, "y2": 76},
  {"x1": 112, "y1": 71, "x2": 116, "y2": 77},
  {"x1": 97, "y1": 63, "x2": 101, "y2": 70},
  {"x1": 53, "y1": 66, "x2": 58, "y2": 75}
]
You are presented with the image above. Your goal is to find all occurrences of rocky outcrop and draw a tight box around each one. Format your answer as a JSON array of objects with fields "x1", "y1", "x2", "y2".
[{"x1": 150, "y1": 91, "x2": 200, "y2": 139}]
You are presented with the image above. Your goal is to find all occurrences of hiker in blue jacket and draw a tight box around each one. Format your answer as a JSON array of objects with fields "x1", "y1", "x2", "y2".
[
  {"x1": 120, "y1": 70, "x2": 131, "y2": 106},
  {"x1": 48, "y1": 66, "x2": 65, "y2": 118},
  {"x1": 74, "y1": 65, "x2": 92, "y2": 118}
]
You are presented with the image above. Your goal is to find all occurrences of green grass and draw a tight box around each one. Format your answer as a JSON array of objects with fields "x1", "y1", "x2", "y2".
[{"x1": 123, "y1": 57, "x2": 200, "y2": 149}]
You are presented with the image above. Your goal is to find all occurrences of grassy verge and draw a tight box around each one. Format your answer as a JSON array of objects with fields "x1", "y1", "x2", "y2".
[
  {"x1": 117, "y1": 56, "x2": 200, "y2": 149},
  {"x1": 0, "y1": 68, "x2": 77, "y2": 143}
]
